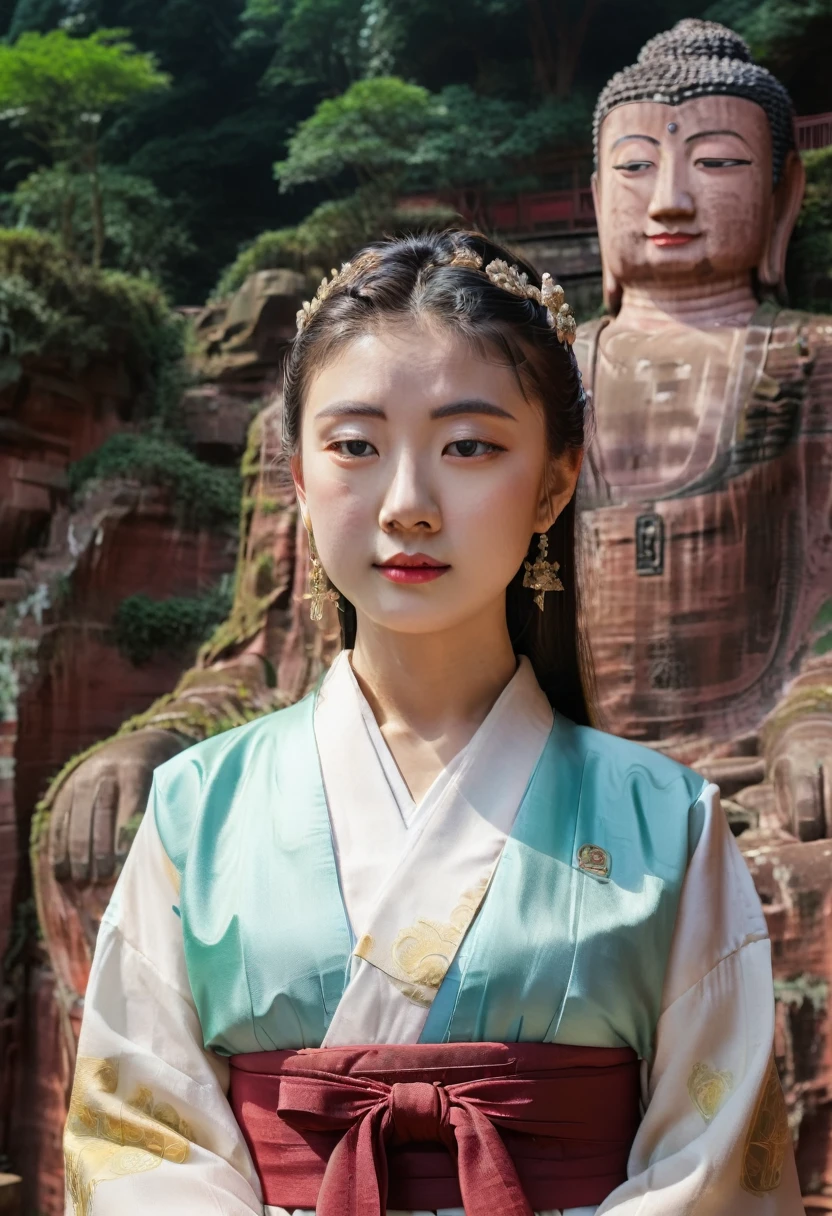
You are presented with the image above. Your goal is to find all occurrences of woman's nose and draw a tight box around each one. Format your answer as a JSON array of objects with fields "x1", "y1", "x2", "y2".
[{"x1": 378, "y1": 452, "x2": 441, "y2": 533}]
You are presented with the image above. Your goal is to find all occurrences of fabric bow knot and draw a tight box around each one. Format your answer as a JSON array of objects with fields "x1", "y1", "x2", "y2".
[{"x1": 277, "y1": 1070, "x2": 536, "y2": 1216}]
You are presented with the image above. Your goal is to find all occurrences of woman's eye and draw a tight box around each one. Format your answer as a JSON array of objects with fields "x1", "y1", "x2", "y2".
[
  {"x1": 695, "y1": 157, "x2": 752, "y2": 169},
  {"x1": 331, "y1": 439, "x2": 376, "y2": 457},
  {"x1": 445, "y1": 439, "x2": 501, "y2": 458}
]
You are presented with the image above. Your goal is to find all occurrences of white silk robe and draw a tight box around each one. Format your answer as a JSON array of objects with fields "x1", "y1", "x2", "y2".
[{"x1": 64, "y1": 652, "x2": 803, "y2": 1215}]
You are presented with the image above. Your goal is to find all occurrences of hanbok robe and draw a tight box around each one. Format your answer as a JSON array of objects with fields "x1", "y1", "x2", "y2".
[{"x1": 64, "y1": 650, "x2": 803, "y2": 1215}]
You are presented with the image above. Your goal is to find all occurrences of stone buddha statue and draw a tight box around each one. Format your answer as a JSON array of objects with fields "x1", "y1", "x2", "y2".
[{"x1": 576, "y1": 19, "x2": 832, "y2": 843}]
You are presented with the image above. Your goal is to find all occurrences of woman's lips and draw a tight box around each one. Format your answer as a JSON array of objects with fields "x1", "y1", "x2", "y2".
[
  {"x1": 378, "y1": 566, "x2": 449, "y2": 583},
  {"x1": 374, "y1": 554, "x2": 451, "y2": 584},
  {"x1": 648, "y1": 232, "x2": 700, "y2": 247}
]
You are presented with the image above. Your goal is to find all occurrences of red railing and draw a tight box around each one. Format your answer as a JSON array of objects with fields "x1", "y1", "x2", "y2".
[
  {"x1": 485, "y1": 187, "x2": 596, "y2": 233},
  {"x1": 399, "y1": 187, "x2": 597, "y2": 235},
  {"x1": 795, "y1": 112, "x2": 832, "y2": 151}
]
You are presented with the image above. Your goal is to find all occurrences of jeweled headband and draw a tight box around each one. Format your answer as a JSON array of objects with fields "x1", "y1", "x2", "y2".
[
  {"x1": 593, "y1": 18, "x2": 795, "y2": 185},
  {"x1": 296, "y1": 250, "x2": 578, "y2": 345}
]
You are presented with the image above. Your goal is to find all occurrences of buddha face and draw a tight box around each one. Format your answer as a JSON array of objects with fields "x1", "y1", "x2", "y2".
[{"x1": 594, "y1": 95, "x2": 777, "y2": 299}]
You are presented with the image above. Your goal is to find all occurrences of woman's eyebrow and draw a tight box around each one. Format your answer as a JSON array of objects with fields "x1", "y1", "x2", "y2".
[
  {"x1": 315, "y1": 399, "x2": 517, "y2": 421},
  {"x1": 430, "y1": 399, "x2": 517, "y2": 421},
  {"x1": 315, "y1": 401, "x2": 386, "y2": 420}
]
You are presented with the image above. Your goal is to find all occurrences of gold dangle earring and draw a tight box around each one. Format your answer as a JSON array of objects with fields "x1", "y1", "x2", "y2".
[
  {"x1": 305, "y1": 531, "x2": 339, "y2": 621},
  {"x1": 523, "y1": 532, "x2": 564, "y2": 611}
]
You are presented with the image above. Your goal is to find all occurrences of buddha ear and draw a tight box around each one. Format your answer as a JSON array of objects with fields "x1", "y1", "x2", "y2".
[
  {"x1": 758, "y1": 149, "x2": 806, "y2": 290},
  {"x1": 591, "y1": 171, "x2": 622, "y2": 313}
]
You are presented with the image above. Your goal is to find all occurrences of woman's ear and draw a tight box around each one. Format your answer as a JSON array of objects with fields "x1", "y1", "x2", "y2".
[
  {"x1": 290, "y1": 453, "x2": 310, "y2": 530},
  {"x1": 758, "y1": 150, "x2": 806, "y2": 290},
  {"x1": 536, "y1": 450, "x2": 584, "y2": 532},
  {"x1": 591, "y1": 172, "x2": 622, "y2": 313}
]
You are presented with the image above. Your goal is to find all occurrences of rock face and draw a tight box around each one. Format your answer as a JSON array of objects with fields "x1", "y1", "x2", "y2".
[
  {"x1": 0, "y1": 358, "x2": 248, "y2": 1207},
  {"x1": 2, "y1": 268, "x2": 309, "y2": 1213},
  {"x1": 742, "y1": 835, "x2": 832, "y2": 1212}
]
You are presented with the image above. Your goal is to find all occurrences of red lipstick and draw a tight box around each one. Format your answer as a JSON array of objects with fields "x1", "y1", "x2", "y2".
[
  {"x1": 374, "y1": 552, "x2": 450, "y2": 584},
  {"x1": 649, "y1": 232, "x2": 700, "y2": 247}
]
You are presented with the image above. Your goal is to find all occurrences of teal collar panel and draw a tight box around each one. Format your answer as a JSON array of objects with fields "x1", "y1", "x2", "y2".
[{"x1": 154, "y1": 700, "x2": 705, "y2": 1059}]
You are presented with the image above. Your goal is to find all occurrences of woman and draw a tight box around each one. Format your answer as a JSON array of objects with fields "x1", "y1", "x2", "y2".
[{"x1": 64, "y1": 231, "x2": 801, "y2": 1215}]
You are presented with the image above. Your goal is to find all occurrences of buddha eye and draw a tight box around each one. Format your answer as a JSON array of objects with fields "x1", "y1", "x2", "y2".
[
  {"x1": 695, "y1": 157, "x2": 752, "y2": 169},
  {"x1": 612, "y1": 160, "x2": 655, "y2": 173}
]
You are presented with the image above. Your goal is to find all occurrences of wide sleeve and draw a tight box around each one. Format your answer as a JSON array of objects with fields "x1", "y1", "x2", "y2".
[
  {"x1": 63, "y1": 779, "x2": 264, "y2": 1215},
  {"x1": 597, "y1": 784, "x2": 803, "y2": 1215}
]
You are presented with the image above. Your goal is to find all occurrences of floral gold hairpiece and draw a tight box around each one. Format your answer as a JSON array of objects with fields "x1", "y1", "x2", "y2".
[
  {"x1": 472, "y1": 256, "x2": 577, "y2": 346},
  {"x1": 295, "y1": 250, "x2": 577, "y2": 346},
  {"x1": 296, "y1": 262, "x2": 353, "y2": 332}
]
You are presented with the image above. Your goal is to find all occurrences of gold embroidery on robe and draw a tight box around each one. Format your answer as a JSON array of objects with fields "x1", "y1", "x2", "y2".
[
  {"x1": 354, "y1": 879, "x2": 490, "y2": 1005},
  {"x1": 385, "y1": 879, "x2": 490, "y2": 1000},
  {"x1": 64, "y1": 1056, "x2": 191, "y2": 1216},
  {"x1": 740, "y1": 1054, "x2": 791, "y2": 1195},
  {"x1": 687, "y1": 1062, "x2": 733, "y2": 1123}
]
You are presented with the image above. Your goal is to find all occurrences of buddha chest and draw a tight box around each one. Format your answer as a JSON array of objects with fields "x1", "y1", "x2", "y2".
[{"x1": 575, "y1": 310, "x2": 816, "y2": 743}]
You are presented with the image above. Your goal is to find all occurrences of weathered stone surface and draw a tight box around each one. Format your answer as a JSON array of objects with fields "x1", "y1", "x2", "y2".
[
  {"x1": 578, "y1": 20, "x2": 832, "y2": 1205},
  {"x1": 0, "y1": 330, "x2": 249, "y2": 1209},
  {"x1": 189, "y1": 268, "x2": 307, "y2": 386},
  {"x1": 742, "y1": 835, "x2": 832, "y2": 1205},
  {"x1": 2, "y1": 269, "x2": 312, "y2": 1212}
]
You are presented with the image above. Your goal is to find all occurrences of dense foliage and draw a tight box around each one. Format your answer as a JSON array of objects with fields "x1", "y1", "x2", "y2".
[
  {"x1": 3, "y1": 163, "x2": 193, "y2": 277},
  {"x1": 0, "y1": 28, "x2": 169, "y2": 265},
  {"x1": 112, "y1": 578, "x2": 235, "y2": 666},
  {"x1": 786, "y1": 147, "x2": 832, "y2": 312},
  {"x1": 68, "y1": 433, "x2": 242, "y2": 525},
  {"x1": 0, "y1": 227, "x2": 185, "y2": 406},
  {"x1": 0, "y1": 0, "x2": 827, "y2": 303}
]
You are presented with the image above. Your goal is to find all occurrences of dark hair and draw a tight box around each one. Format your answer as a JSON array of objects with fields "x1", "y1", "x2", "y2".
[{"x1": 283, "y1": 228, "x2": 595, "y2": 726}]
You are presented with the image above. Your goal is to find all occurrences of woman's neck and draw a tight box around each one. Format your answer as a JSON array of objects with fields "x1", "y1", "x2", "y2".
[
  {"x1": 613, "y1": 276, "x2": 759, "y2": 330},
  {"x1": 350, "y1": 605, "x2": 517, "y2": 755}
]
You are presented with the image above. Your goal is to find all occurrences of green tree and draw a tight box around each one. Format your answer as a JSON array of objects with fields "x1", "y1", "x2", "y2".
[
  {"x1": 705, "y1": 0, "x2": 832, "y2": 112},
  {"x1": 238, "y1": 0, "x2": 387, "y2": 93},
  {"x1": 4, "y1": 162, "x2": 192, "y2": 281},
  {"x1": 214, "y1": 189, "x2": 456, "y2": 297},
  {"x1": 0, "y1": 28, "x2": 168, "y2": 265},
  {"x1": 786, "y1": 147, "x2": 832, "y2": 311},
  {"x1": 275, "y1": 76, "x2": 437, "y2": 194},
  {"x1": 274, "y1": 75, "x2": 591, "y2": 211}
]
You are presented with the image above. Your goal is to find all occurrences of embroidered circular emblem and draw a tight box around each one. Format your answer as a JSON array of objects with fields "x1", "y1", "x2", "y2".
[{"x1": 577, "y1": 843, "x2": 610, "y2": 879}]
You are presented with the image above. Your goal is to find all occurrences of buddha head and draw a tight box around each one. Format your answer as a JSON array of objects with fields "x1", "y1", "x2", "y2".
[{"x1": 592, "y1": 19, "x2": 806, "y2": 310}]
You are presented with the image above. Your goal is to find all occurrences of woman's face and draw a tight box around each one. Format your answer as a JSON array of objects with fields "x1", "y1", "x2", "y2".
[{"x1": 292, "y1": 321, "x2": 581, "y2": 639}]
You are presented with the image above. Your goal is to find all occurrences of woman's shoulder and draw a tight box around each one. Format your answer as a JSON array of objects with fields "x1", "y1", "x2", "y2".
[
  {"x1": 551, "y1": 718, "x2": 715, "y2": 878},
  {"x1": 555, "y1": 715, "x2": 707, "y2": 799},
  {"x1": 151, "y1": 692, "x2": 317, "y2": 871}
]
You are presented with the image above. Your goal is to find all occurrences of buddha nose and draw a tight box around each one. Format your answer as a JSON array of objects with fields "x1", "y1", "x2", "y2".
[{"x1": 389, "y1": 1081, "x2": 445, "y2": 1143}]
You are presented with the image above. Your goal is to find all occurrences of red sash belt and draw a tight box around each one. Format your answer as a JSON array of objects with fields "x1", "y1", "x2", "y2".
[{"x1": 230, "y1": 1041, "x2": 640, "y2": 1214}]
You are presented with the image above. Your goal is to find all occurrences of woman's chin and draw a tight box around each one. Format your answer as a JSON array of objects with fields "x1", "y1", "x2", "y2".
[{"x1": 353, "y1": 596, "x2": 478, "y2": 638}]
